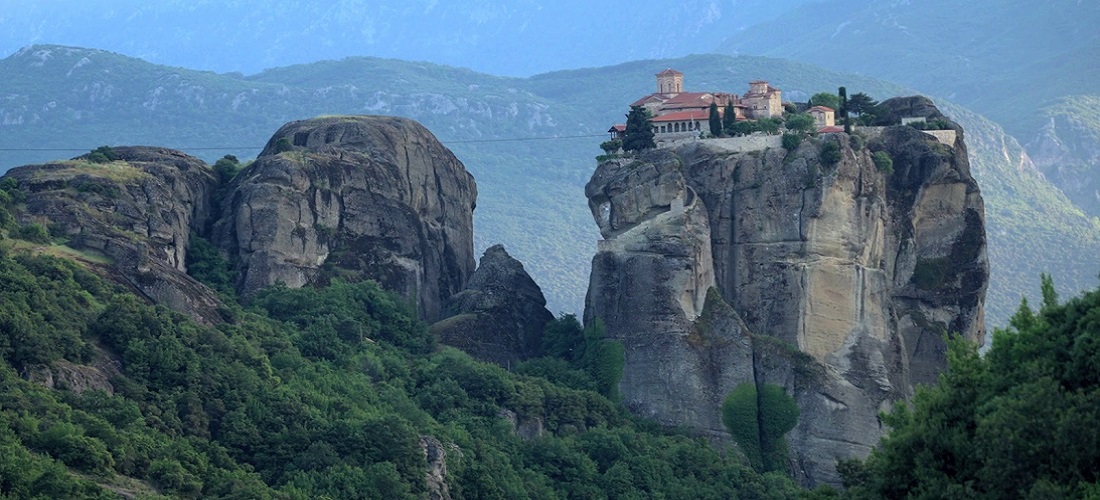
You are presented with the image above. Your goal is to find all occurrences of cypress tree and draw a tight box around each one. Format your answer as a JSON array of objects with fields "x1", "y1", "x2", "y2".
[
  {"x1": 708, "y1": 103, "x2": 722, "y2": 137},
  {"x1": 623, "y1": 105, "x2": 656, "y2": 152},
  {"x1": 723, "y1": 101, "x2": 737, "y2": 132}
]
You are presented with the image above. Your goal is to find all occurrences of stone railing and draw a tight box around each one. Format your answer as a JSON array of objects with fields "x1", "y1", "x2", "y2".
[{"x1": 660, "y1": 133, "x2": 782, "y2": 152}]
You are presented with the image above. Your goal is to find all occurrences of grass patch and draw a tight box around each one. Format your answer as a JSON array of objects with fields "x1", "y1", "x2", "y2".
[{"x1": 36, "y1": 161, "x2": 151, "y2": 184}]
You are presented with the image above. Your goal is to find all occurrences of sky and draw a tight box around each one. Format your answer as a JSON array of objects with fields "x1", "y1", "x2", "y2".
[{"x1": 0, "y1": 0, "x2": 811, "y2": 76}]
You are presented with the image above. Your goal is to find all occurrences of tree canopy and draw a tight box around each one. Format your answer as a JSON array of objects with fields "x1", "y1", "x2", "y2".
[
  {"x1": 622, "y1": 105, "x2": 656, "y2": 152},
  {"x1": 846, "y1": 92, "x2": 878, "y2": 116},
  {"x1": 842, "y1": 275, "x2": 1100, "y2": 499},
  {"x1": 708, "y1": 102, "x2": 722, "y2": 137},
  {"x1": 808, "y1": 92, "x2": 840, "y2": 111},
  {"x1": 0, "y1": 211, "x2": 824, "y2": 498}
]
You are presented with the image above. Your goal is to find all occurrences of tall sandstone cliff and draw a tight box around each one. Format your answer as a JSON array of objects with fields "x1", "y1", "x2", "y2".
[
  {"x1": 212, "y1": 116, "x2": 478, "y2": 322},
  {"x1": 584, "y1": 97, "x2": 988, "y2": 486}
]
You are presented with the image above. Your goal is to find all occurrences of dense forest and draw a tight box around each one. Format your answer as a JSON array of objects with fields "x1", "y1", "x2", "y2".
[
  {"x1": 1, "y1": 165, "x2": 1098, "y2": 498},
  {"x1": 0, "y1": 178, "x2": 829, "y2": 498},
  {"x1": 841, "y1": 275, "x2": 1100, "y2": 498}
]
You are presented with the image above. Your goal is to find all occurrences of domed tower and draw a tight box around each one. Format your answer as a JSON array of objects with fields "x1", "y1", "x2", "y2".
[{"x1": 656, "y1": 68, "x2": 683, "y2": 95}]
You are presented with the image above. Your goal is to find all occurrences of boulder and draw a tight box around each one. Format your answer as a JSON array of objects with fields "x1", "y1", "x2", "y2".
[
  {"x1": 214, "y1": 115, "x2": 477, "y2": 322},
  {"x1": 433, "y1": 244, "x2": 554, "y2": 366}
]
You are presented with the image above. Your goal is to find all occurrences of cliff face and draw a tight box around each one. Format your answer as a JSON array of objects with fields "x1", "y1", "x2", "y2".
[
  {"x1": 584, "y1": 97, "x2": 987, "y2": 485},
  {"x1": 4, "y1": 147, "x2": 224, "y2": 323},
  {"x1": 213, "y1": 116, "x2": 477, "y2": 322}
]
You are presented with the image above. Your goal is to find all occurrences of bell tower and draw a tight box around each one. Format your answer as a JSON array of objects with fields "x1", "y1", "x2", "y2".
[{"x1": 656, "y1": 68, "x2": 683, "y2": 95}]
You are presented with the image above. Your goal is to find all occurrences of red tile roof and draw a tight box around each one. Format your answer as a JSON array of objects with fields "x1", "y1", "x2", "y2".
[
  {"x1": 817, "y1": 126, "x2": 845, "y2": 134},
  {"x1": 630, "y1": 93, "x2": 670, "y2": 107},
  {"x1": 656, "y1": 68, "x2": 683, "y2": 76},
  {"x1": 809, "y1": 106, "x2": 834, "y2": 113},
  {"x1": 609, "y1": 124, "x2": 626, "y2": 132}
]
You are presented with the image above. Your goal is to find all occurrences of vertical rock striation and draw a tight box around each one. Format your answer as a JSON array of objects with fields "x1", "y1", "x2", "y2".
[
  {"x1": 213, "y1": 115, "x2": 477, "y2": 322},
  {"x1": 584, "y1": 97, "x2": 987, "y2": 486}
]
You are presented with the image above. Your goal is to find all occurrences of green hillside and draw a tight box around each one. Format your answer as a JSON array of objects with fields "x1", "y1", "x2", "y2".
[
  {"x1": 0, "y1": 228, "x2": 821, "y2": 497},
  {"x1": 2, "y1": 45, "x2": 1097, "y2": 327}
]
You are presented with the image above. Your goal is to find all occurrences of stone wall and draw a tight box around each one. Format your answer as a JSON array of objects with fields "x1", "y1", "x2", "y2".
[
  {"x1": 660, "y1": 134, "x2": 782, "y2": 152},
  {"x1": 855, "y1": 126, "x2": 955, "y2": 147},
  {"x1": 921, "y1": 129, "x2": 957, "y2": 146}
]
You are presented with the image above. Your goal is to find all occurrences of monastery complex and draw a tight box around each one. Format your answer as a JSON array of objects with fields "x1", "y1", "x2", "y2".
[
  {"x1": 609, "y1": 69, "x2": 807, "y2": 143},
  {"x1": 608, "y1": 69, "x2": 955, "y2": 150}
]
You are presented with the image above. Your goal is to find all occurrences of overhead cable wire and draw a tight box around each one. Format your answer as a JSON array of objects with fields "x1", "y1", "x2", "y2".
[{"x1": 0, "y1": 133, "x2": 608, "y2": 153}]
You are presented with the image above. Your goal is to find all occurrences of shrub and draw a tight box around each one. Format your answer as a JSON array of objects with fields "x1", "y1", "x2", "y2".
[
  {"x1": 213, "y1": 155, "x2": 242, "y2": 182},
  {"x1": 15, "y1": 223, "x2": 50, "y2": 244},
  {"x1": 785, "y1": 113, "x2": 815, "y2": 133},
  {"x1": 599, "y1": 139, "x2": 622, "y2": 155},
  {"x1": 909, "y1": 118, "x2": 954, "y2": 130},
  {"x1": 820, "y1": 140, "x2": 842, "y2": 166},
  {"x1": 873, "y1": 151, "x2": 894, "y2": 173},
  {"x1": 87, "y1": 146, "x2": 119, "y2": 164},
  {"x1": 273, "y1": 138, "x2": 294, "y2": 154},
  {"x1": 782, "y1": 133, "x2": 802, "y2": 151},
  {"x1": 721, "y1": 383, "x2": 799, "y2": 473}
]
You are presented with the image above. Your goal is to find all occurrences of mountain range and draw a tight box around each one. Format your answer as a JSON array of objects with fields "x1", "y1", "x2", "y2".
[
  {"x1": 0, "y1": 0, "x2": 811, "y2": 77},
  {"x1": 2, "y1": 44, "x2": 1097, "y2": 328}
]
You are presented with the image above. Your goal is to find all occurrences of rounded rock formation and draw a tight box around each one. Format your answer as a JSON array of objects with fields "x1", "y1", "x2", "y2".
[{"x1": 214, "y1": 115, "x2": 477, "y2": 322}]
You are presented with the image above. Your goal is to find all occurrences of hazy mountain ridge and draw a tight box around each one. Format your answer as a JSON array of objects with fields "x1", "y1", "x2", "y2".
[
  {"x1": 0, "y1": 0, "x2": 813, "y2": 77},
  {"x1": 717, "y1": 0, "x2": 1100, "y2": 139},
  {"x1": 2, "y1": 45, "x2": 1097, "y2": 326}
]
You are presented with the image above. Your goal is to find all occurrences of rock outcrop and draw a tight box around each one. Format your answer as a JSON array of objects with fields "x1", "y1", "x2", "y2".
[
  {"x1": 213, "y1": 116, "x2": 477, "y2": 322},
  {"x1": 3, "y1": 147, "x2": 224, "y2": 323},
  {"x1": 584, "y1": 97, "x2": 988, "y2": 486},
  {"x1": 432, "y1": 244, "x2": 554, "y2": 366}
]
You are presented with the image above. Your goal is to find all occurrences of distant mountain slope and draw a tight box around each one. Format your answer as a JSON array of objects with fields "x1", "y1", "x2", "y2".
[
  {"x1": 2, "y1": 45, "x2": 1096, "y2": 326},
  {"x1": 1027, "y1": 95, "x2": 1100, "y2": 217},
  {"x1": 717, "y1": 0, "x2": 1100, "y2": 141},
  {"x1": 0, "y1": 0, "x2": 811, "y2": 76}
]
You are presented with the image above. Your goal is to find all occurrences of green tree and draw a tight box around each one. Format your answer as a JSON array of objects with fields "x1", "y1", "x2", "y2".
[
  {"x1": 872, "y1": 151, "x2": 893, "y2": 173},
  {"x1": 820, "y1": 139, "x2": 842, "y2": 166},
  {"x1": 847, "y1": 92, "x2": 878, "y2": 116},
  {"x1": 844, "y1": 279, "x2": 1100, "y2": 498},
  {"x1": 599, "y1": 139, "x2": 622, "y2": 155},
  {"x1": 839, "y1": 86, "x2": 850, "y2": 133},
  {"x1": 808, "y1": 92, "x2": 840, "y2": 111},
  {"x1": 87, "y1": 146, "x2": 119, "y2": 164},
  {"x1": 213, "y1": 154, "x2": 242, "y2": 182},
  {"x1": 1040, "y1": 272, "x2": 1059, "y2": 312},
  {"x1": 708, "y1": 103, "x2": 722, "y2": 137},
  {"x1": 723, "y1": 101, "x2": 737, "y2": 132},
  {"x1": 782, "y1": 133, "x2": 802, "y2": 151},
  {"x1": 622, "y1": 105, "x2": 656, "y2": 152},
  {"x1": 785, "y1": 113, "x2": 815, "y2": 133}
]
